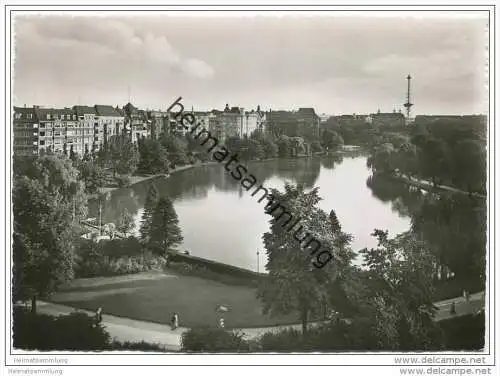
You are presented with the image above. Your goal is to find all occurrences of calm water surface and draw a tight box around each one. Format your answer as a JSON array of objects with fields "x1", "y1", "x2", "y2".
[{"x1": 91, "y1": 156, "x2": 411, "y2": 271}]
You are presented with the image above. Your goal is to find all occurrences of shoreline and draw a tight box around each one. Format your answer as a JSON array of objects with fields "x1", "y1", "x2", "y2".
[
  {"x1": 95, "y1": 163, "x2": 206, "y2": 196},
  {"x1": 386, "y1": 172, "x2": 486, "y2": 199},
  {"x1": 93, "y1": 150, "x2": 367, "y2": 197}
]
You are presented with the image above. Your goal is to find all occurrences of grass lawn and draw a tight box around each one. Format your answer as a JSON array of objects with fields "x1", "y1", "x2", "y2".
[{"x1": 50, "y1": 271, "x2": 298, "y2": 328}]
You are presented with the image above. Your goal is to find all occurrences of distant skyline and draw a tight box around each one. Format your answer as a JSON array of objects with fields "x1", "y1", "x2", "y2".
[{"x1": 13, "y1": 13, "x2": 488, "y2": 115}]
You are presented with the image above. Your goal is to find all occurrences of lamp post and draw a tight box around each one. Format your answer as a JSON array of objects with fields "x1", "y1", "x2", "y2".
[{"x1": 257, "y1": 250, "x2": 260, "y2": 273}]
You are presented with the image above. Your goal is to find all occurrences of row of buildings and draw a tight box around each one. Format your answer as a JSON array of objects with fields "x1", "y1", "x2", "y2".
[
  {"x1": 325, "y1": 110, "x2": 409, "y2": 128},
  {"x1": 13, "y1": 103, "x2": 269, "y2": 156},
  {"x1": 16, "y1": 102, "x2": 432, "y2": 157},
  {"x1": 13, "y1": 103, "x2": 146, "y2": 156},
  {"x1": 13, "y1": 102, "x2": 324, "y2": 157}
]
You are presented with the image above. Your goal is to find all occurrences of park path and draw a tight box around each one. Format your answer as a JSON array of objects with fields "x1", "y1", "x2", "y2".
[
  {"x1": 394, "y1": 173, "x2": 486, "y2": 199},
  {"x1": 36, "y1": 292, "x2": 484, "y2": 352}
]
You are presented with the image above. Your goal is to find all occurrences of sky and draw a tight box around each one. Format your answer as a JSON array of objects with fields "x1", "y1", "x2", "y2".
[{"x1": 13, "y1": 13, "x2": 489, "y2": 115}]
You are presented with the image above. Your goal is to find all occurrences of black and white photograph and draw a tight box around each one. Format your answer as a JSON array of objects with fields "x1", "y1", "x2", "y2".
[{"x1": 2, "y1": 3, "x2": 497, "y2": 375}]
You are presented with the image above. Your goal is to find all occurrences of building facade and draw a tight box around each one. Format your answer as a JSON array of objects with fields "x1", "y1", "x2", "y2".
[
  {"x1": 205, "y1": 104, "x2": 265, "y2": 142},
  {"x1": 13, "y1": 106, "x2": 38, "y2": 156},
  {"x1": 123, "y1": 103, "x2": 149, "y2": 144},
  {"x1": 95, "y1": 105, "x2": 125, "y2": 144},
  {"x1": 73, "y1": 105, "x2": 99, "y2": 155},
  {"x1": 148, "y1": 110, "x2": 170, "y2": 139},
  {"x1": 34, "y1": 107, "x2": 78, "y2": 155}
]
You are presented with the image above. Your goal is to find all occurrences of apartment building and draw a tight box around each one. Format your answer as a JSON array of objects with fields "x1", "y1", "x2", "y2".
[
  {"x1": 73, "y1": 105, "x2": 99, "y2": 155},
  {"x1": 205, "y1": 104, "x2": 265, "y2": 143},
  {"x1": 34, "y1": 107, "x2": 77, "y2": 155},
  {"x1": 13, "y1": 106, "x2": 38, "y2": 156},
  {"x1": 95, "y1": 105, "x2": 125, "y2": 143},
  {"x1": 123, "y1": 102, "x2": 149, "y2": 144}
]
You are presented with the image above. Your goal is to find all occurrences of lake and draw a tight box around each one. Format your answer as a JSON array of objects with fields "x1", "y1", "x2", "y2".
[{"x1": 90, "y1": 155, "x2": 412, "y2": 271}]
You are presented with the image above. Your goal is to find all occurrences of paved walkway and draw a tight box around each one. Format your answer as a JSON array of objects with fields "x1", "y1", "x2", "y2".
[
  {"x1": 394, "y1": 173, "x2": 486, "y2": 199},
  {"x1": 36, "y1": 292, "x2": 484, "y2": 351}
]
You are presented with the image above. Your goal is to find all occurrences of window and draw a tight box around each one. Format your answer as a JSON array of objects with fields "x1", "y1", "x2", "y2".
[
  {"x1": 39, "y1": 140, "x2": 45, "y2": 146},
  {"x1": 46, "y1": 114, "x2": 51, "y2": 120},
  {"x1": 54, "y1": 131, "x2": 61, "y2": 136},
  {"x1": 39, "y1": 131, "x2": 45, "y2": 137},
  {"x1": 15, "y1": 113, "x2": 21, "y2": 119}
]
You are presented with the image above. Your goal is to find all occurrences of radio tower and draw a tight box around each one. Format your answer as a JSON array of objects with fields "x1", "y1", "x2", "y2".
[{"x1": 403, "y1": 74, "x2": 413, "y2": 119}]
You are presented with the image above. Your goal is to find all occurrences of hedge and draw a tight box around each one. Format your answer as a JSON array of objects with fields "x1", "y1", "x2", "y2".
[{"x1": 13, "y1": 307, "x2": 169, "y2": 352}]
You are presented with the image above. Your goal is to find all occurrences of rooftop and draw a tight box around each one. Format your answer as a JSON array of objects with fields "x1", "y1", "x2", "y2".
[
  {"x1": 73, "y1": 105, "x2": 97, "y2": 116},
  {"x1": 95, "y1": 105, "x2": 123, "y2": 117}
]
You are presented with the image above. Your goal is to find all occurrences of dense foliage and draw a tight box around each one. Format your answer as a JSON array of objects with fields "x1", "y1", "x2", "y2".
[
  {"x1": 181, "y1": 328, "x2": 250, "y2": 352},
  {"x1": 367, "y1": 118, "x2": 486, "y2": 196},
  {"x1": 13, "y1": 307, "x2": 110, "y2": 351},
  {"x1": 13, "y1": 155, "x2": 88, "y2": 313},
  {"x1": 14, "y1": 307, "x2": 168, "y2": 351},
  {"x1": 75, "y1": 238, "x2": 167, "y2": 277},
  {"x1": 258, "y1": 184, "x2": 356, "y2": 334},
  {"x1": 97, "y1": 135, "x2": 140, "y2": 177}
]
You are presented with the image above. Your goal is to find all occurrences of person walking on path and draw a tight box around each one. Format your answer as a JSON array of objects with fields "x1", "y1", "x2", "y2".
[
  {"x1": 94, "y1": 307, "x2": 103, "y2": 327},
  {"x1": 171, "y1": 313, "x2": 179, "y2": 331},
  {"x1": 450, "y1": 301, "x2": 456, "y2": 315},
  {"x1": 465, "y1": 290, "x2": 470, "y2": 303}
]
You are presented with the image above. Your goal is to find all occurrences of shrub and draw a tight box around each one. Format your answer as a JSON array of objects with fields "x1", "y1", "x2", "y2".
[
  {"x1": 181, "y1": 328, "x2": 250, "y2": 352},
  {"x1": 100, "y1": 237, "x2": 142, "y2": 258},
  {"x1": 259, "y1": 328, "x2": 305, "y2": 352},
  {"x1": 13, "y1": 307, "x2": 110, "y2": 351},
  {"x1": 110, "y1": 340, "x2": 167, "y2": 352},
  {"x1": 75, "y1": 238, "x2": 166, "y2": 278},
  {"x1": 258, "y1": 320, "x2": 387, "y2": 352}
]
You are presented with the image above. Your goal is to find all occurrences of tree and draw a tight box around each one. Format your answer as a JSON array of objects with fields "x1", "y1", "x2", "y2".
[
  {"x1": 452, "y1": 139, "x2": 486, "y2": 195},
  {"x1": 148, "y1": 196, "x2": 183, "y2": 253},
  {"x1": 13, "y1": 155, "x2": 87, "y2": 313},
  {"x1": 367, "y1": 143, "x2": 396, "y2": 175},
  {"x1": 138, "y1": 138, "x2": 170, "y2": 174},
  {"x1": 69, "y1": 145, "x2": 77, "y2": 162},
  {"x1": 241, "y1": 138, "x2": 264, "y2": 161},
  {"x1": 276, "y1": 135, "x2": 293, "y2": 158},
  {"x1": 139, "y1": 184, "x2": 160, "y2": 242},
  {"x1": 260, "y1": 138, "x2": 279, "y2": 159},
  {"x1": 101, "y1": 135, "x2": 139, "y2": 176},
  {"x1": 395, "y1": 141, "x2": 418, "y2": 179},
  {"x1": 329, "y1": 210, "x2": 341, "y2": 233},
  {"x1": 358, "y1": 230, "x2": 441, "y2": 350},
  {"x1": 116, "y1": 209, "x2": 135, "y2": 236},
  {"x1": 160, "y1": 134, "x2": 188, "y2": 166},
  {"x1": 258, "y1": 184, "x2": 355, "y2": 335},
  {"x1": 77, "y1": 160, "x2": 106, "y2": 194},
  {"x1": 412, "y1": 194, "x2": 486, "y2": 292},
  {"x1": 322, "y1": 130, "x2": 344, "y2": 150}
]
